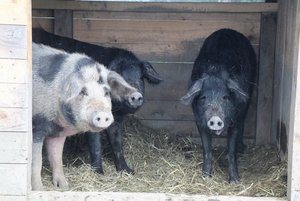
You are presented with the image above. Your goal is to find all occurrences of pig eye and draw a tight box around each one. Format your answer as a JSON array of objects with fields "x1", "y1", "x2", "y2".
[
  {"x1": 223, "y1": 95, "x2": 230, "y2": 100},
  {"x1": 98, "y1": 76, "x2": 103, "y2": 84},
  {"x1": 103, "y1": 87, "x2": 111, "y2": 97},
  {"x1": 80, "y1": 87, "x2": 88, "y2": 96}
]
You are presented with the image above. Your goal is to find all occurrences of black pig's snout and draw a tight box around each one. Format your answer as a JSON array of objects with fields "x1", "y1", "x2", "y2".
[
  {"x1": 128, "y1": 92, "x2": 143, "y2": 108},
  {"x1": 207, "y1": 116, "x2": 224, "y2": 135}
]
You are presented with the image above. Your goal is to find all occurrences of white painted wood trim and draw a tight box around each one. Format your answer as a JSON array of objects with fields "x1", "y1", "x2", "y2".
[{"x1": 29, "y1": 191, "x2": 287, "y2": 201}]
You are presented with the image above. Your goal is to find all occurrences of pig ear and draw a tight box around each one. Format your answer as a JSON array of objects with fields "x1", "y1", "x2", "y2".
[
  {"x1": 142, "y1": 62, "x2": 163, "y2": 84},
  {"x1": 107, "y1": 71, "x2": 136, "y2": 101},
  {"x1": 227, "y1": 79, "x2": 249, "y2": 103},
  {"x1": 180, "y1": 79, "x2": 204, "y2": 105}
]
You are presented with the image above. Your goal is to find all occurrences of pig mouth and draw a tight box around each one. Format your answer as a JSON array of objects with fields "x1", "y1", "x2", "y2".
[{"x1": 211, "y1": 129, "x2": 224, "y2": 135}]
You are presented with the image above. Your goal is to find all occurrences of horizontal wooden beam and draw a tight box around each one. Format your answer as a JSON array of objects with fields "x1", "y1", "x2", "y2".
[
  {"x1": 32, "y1": 0, "x2": 278, "y2": 13},
  {"x1": 29, "y1": 191, "x2": 286, "y2": 201}
]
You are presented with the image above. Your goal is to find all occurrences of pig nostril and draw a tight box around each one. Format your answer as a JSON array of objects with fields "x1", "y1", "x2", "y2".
[
  {"x1": 96, "y1": 117, "x2": 101, "y2": 122},
  {"x1": 218, "y1": 122, "x2": 222, "y2": 126},
  {"x1": 131, "y1": 97, "x2": 135, "y2": 101},
  {"x1": 105, "y1": 118, "x2": 109, "y2": 122},
  {"x1": 138, "y1": 97, "x2": 143, "y2": 101},
  {"x1": 209, "y1": 121, "x2": 214, "y2": 126}
]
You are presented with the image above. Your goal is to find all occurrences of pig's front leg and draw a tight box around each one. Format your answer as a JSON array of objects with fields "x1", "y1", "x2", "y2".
[
  {"x1": 86, "y1": 131, "x2": 104, "y2": 174},
  {"x1": 45, "y1": 136, "x2": 68, "y2": 189},
  {"x1": 227, "y1": 126, "x2": 240, "y2": 183},
  {"x1": 31, "y1": 138, "x2": 45, "y2": 190},
  {"x1": 107, "y1": 117, "x2": 134, "y2": 174},
  {"x1": 199, "y1": 129, "x2": 213, "y2": 177}
]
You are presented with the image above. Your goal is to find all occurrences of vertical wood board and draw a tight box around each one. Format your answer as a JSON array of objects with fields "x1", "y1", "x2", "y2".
[{"x1": 256, "y1": 13, "x2": 277, "y2": 145}]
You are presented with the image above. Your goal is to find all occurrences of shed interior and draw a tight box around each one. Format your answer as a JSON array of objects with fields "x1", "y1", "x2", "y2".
[{"x1": 25, "y1": 0, "x2": 299, "y2": 199}]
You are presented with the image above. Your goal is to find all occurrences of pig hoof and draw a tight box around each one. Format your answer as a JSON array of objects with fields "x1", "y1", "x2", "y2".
[
  {"x1": 53, "y1": 176, "x2": 69, "y2": 189},
  {"x1": 117, "y1": 167, "x2": 135, "y2": 175},
  {"x1": 229, "y1": 177, "x2": 240, "y2": 184},
  {"x1": 95, "y1": 167, "x2": 104, "y2": 174},
  {"x1": 32, "y1": 181, "x2": 44, "y2": 191}
]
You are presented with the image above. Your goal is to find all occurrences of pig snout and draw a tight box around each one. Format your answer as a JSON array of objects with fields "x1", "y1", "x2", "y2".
[
  {"x1": 207, "y1": 116, "x2": 224, "y2": 135},
  {"x1": 92, "y1": 111, "x2": 114, "y2": 129},
  {"x1": 128, "y1": 91, "x2": 143, "y2": 108}
]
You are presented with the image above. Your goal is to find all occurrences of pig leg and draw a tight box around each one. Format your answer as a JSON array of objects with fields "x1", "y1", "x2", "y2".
[
  {"x1": 86, "y1": 131, "x2": 104, "y2": 174},
  {"x1": 31, "y1": 138, "x2": 45, "y2": 190},
  {"x1": 227, "y1": 126, "x2": 240, "y2": 183},
  {"x1": 45, "y1": 136, "x2": 68, "y2": 189},
  {"x1": 200, "y1": 130, "x2": 213, "y2": 177},
  {"x1": 107, "y1": 117, "x2": 134, "y2": 174}
]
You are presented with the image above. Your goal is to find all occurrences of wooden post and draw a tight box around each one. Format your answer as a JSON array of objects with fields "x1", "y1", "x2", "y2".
[
  {"x1": 256, "y1": 13, "x2": 277, "y2": 145},
  {"x1": 54, "y1": 9, "x2": 73, "y2": 38}
]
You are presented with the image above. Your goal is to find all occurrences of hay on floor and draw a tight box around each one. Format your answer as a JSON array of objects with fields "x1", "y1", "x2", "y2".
[{"x1": 42, "y1": 116, "x2": 287, "y2": 197}]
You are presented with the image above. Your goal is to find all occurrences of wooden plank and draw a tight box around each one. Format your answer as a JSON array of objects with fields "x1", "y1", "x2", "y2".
[
  {"x1": 0, "y1": 164, "x2": 27, "y2": 195},
  {"x1": 28, "y1": 191, "x2": 285, "y2": 201},
  {"x1": 137, "y1": 98, "x2": 257, "y2": 138},
  {"x1": 0, "y1": 84, "x2": 28, "y2": 108},
  {"x1": 0, "y1": 25, "x2": 26, "y2": 59},
  {"x1": 286, "y1": 0, "x2": 300, "y2": 200},
  {"x1": 0, "y1": 108, "x2": 28, "y2": 132},
  {"x1": 32, "y1": 0, "x2": 278, "y2": 12},
  {"x1": 54, "y1": 10, "x2": 73, "y2": 38},
  {"x1": 255, "y1": 13, "x2": 277, "y2": 145},
  {"x1": 137, "y1": 100, "x2": 194, "y2": 121},
  {"x1": 0, "y1": 132, "x2": 28, "y2": 164},
  {"x1": 73, "y1": 18, "x2": 260, "y2": 45},
  {"x1": 0, "y1": 196, "x2": 26, "y2": 201},
  {"x1": 74, "y1": 11, "x2": 261, "y2": 22},
  {"x1": 143, "y1": 63, "x2": 193, "y2": 101},
  {"x1": 0, "y1": 0, "x2": 28, "y2": 25},
  {"x1": 0, "y1": 59, "x2": 28, "y2": 84}
]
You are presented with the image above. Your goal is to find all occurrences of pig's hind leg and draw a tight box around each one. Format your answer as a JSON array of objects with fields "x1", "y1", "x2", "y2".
[
  {"x1": 45, "y1": 136, "x2": 68, "y2": 189},
  {"x1": 227, "y1": 126, "x2": 240, "y2": 183}
]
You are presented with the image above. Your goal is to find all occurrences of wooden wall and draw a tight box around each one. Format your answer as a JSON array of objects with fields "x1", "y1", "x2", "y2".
[
  {"x1": 272, "y1": 0, "x2": 300, "y2": 200},
  {"x1": 0, "y1": 0, "x2": 32, "y2": 200},
  {"x1": 32, "y1": 1, "x2": 278, "y2": 146}
]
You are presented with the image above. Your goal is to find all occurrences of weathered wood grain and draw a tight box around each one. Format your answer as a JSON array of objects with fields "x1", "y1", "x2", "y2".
[
  {"x1": 54, "y1": 10, "x2": 73, "y2": 38},
  {"x1": 255, "y1": 13, "x2": 277, "y2": 145},
  {"x1": 0, "y1": 25, "x2": 27, "y2": 59},
  {"x1": 32, "y1": 0, "x2": 278, "y2": 12},
  {"x1": 0, "y1": 132, "x2": 28, "y2": 164},
  {"x1": 73, "y1": 18, "x2": 260, "y2": 45}
]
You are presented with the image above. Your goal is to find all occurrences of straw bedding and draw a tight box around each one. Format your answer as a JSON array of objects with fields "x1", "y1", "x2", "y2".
[{"x1": 42, "y1": 116, "x2": 287, "y2": 197}]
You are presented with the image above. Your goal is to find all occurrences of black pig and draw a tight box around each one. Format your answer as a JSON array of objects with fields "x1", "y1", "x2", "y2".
[
  {"x1": 181, "y1": 29, "x2": 256, "y2": 183},
  {"x1": 33, "y1": 28, "x2": 162, "y2": 174}
]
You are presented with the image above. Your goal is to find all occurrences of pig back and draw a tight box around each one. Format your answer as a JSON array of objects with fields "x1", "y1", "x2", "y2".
[{"x1": 191, "y1": 29, "x2": 256, "y2": 94}]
